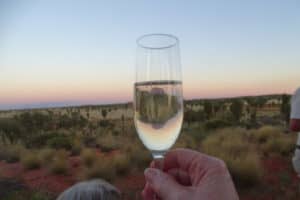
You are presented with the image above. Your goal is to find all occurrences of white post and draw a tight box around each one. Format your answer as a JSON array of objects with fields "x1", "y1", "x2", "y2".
[{"x1": 292, "y1": 132, "x2": 300, "y2": 177}]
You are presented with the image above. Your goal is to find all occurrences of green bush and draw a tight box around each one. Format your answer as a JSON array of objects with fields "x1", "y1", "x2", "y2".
[
  {"x1": 47, "y1": 136, "x2": 72, "y2": 150},
  {"x1": 0, "y1": 118, "x2": 24, "y2": 144},
  {"x1": 24, "y1": 132, "x2": 59, "y2": 148},
  {"x1": 0, "y1": 144, "x2": 25, "y2": 163},
  {"x1": 21, "y1": 151, "x2": 41, "y2": 170},
  {"x1": 204, "y1": 119, "x2": 232, "y2": 130},
  {"x1": 99, "y1": 120, "x2": 112, "y2": 128}
]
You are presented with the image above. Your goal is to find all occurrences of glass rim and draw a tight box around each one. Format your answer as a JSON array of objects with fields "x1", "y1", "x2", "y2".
[{"x1": 136, "y1": 33, "x2": 179, "y2": 50}]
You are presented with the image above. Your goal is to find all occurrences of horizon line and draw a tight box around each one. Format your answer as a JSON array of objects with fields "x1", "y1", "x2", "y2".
[{"x1": 0, "y1": 92, "x2": 291, "y2": 112}]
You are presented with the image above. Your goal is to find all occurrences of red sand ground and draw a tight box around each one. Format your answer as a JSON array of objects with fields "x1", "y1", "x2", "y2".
[{"x1": 0, "y1": 154, "x2": 299, "y2": 200}]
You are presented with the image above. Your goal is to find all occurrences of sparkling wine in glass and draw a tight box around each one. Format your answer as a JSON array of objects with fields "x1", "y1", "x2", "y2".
[{"x1": 134, "y1": 34, "x2": 183, "y2": 160}]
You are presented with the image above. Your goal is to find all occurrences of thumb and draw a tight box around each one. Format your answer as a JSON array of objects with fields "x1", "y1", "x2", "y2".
[{"x1": 144, "y1": 168, "x2": 187, "y2": 200}]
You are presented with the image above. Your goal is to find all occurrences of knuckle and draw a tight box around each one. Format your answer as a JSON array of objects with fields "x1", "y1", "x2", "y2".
[{"x1": 217, "y1": 159, "x2": 227, "y2": 169}]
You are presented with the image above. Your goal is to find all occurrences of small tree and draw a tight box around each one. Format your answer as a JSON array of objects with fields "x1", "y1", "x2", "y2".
[
  {"x1": 0, "y1": 118, "x2": 23, "y2": 144},
  {"x1": 101, "y1": 109, "x2": 107, "y2": 119},
  {"x1": 213, "y1": 102, "x2": 222, "y2": 115},
  {"x1": 204, "y1": 101, "x2": 213, "y2": 120},
  {"x1": 246, "y1": 98, "x2": 257, "y2": 123},
  {"x1": 281, "y1": 94, "x2": 291, "y2": 126},
  {"x1": 256, "y1": 97, "x2": 267, "y2": 108},
  {"x1": 184, "y1": 110, "x2": 197, "y2": 126},
  {"x1": 121, "y1": 114, "x2": 125, "y2": 133},
  {"x1": 230, "y1": 100, "x2": 243, "y2": 122}
]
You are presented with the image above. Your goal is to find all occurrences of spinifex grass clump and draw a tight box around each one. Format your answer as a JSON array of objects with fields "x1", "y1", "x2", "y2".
[
  {"x1": 38, "y1": 148, "x2": 55, "y2": 165},
  {"x1": 21, "y1": 150, "x2": 41, "y2": 170},
  {"x1": 82, "y1": 156, "x2": 115, "y2": 182},
  {"x1": 250, "y1": 126, "x2": 295, "y2": 156},
  {"x1": 113, "y1": 153, "x2": 130, "y2": 175},
  {"x1": 49, "y1": 149, "x2": 68, "y2": 175},
  {"x1": 202, "y1": 128, "x2": 263, "y2": 187},
  {"x1": 96, "y1": 134, "x2": 120, "y2": 152},
  {"x1": 252, "y1": 126, "x2": 281, "y2": 144},
  {"x1": 80, "y1": 148, "x2": 98, "y2": 167}
]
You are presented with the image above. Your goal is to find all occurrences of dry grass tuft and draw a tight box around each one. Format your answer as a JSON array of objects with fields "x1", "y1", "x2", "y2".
[
  {"x1": 96, "y1": 134, "x2": 120, "y2": 152},
  {"x1": 80, "y1": 148, "x2": 98, "y2": 167},
  {"x1": 81, "y1": 155, "x2": 115, "y2": 182},
  {"x1": 252, "y1": 126, "x2": 281, "y2": 144},
  {"x1": 202, "y1": 128, "x2": 263, "y2": 187},
  {"x1": 113, "y1": 153, "x2": 130, "y2": 175},
  {"x1": 39, "y1": 148, "x2": 55, "y2": 165},
  {"x1": 49, "y1": 149, "x2": 68, "y2": 175},
  {"x1": 21, "y1": 150, "x2": 41, "y2": 170}
]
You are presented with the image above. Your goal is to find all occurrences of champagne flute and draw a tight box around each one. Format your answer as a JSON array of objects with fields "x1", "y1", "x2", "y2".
[{"x1": 134, "y1": 33, "x2": 184, "y2": 163}]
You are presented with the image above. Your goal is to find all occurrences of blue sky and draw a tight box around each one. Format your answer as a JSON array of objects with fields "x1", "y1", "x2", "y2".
[{"x1": 0, "y1": 0, "x2": 300, "y2": 109}]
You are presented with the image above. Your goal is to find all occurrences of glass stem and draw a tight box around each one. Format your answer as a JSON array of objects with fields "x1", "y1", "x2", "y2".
[{"x1": 151, "y1": 150, "x2": 165, "y2": 169}]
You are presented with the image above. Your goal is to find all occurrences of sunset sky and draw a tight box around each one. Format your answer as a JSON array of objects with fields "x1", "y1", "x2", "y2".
[{"x1": 1, "y1": 0, "x2": 300, "y2": 110}]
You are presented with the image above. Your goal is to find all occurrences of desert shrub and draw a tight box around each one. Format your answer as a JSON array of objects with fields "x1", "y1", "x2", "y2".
[
  {"x1": 38, "y1": 148, "x2": 55, "y2": 165},
  {"x1": 82, "y1": 156, "x2": 115, "y2": 182},
  {"x1": 47, "y1": 135, "x2": 72, "y2": 150},
  {"x1": 80, "y1": 148, "x2": 98, "y2": 167},
  {"x1": 112, "y1": 127, "x2": 121, "y2": 136},
  {"x1": 70, "y1": 138, "x2": 82, "y2": 156},
  {"x1": 249, "y1": 126, "x2": 295, "y2": 156},
  {"x1": 186, "y1": 125, "x2": 209, "y2": 142},
  {"x1": 227, "y1": 152, "x2": 263, "y2": 187},
  {"x1": 0, "y1": 118, "x2": 24, "y2": 144},
  {"x1": 252, "y1": 126, "x2": 281, "y2": 144},
  {"x1": 0, "y1": 144, "x2": 25, "y2": 163},
  {"x1": 174, "y1": 134, "x2": 198, "y2": 149},
  {"x1": 230, "y1": 100, "x2": 243, "y2": 121},
  {"x1": 127, "y1": 144, "x2": 151, "y2": 169},
  {"x1": 21, "y1": 151, "x2": 41, "y2": 170},
  {"x1": 49, "y1": 150, "x2": 68, "y2": 174},
  {"x1": 16, "y1": 111, "x2": 52, "y2": 131},
  {"x1": 113, "y1": 153, "x2": 130, "y2": 175},
  {"x1": 201, "y1": 128, "x2": 262, "y2": 187},
  {"x1": 99, "y1": 120, "x2": 112, "y2": 128},
  {"x1": 204, "y1": 119, "x2": 232, "y2": 130},
  {"x1": 82, "y1": 135, "x2": 97, "y2": 148},
  {"x1": 278, "y1": 136, "x2": 295, "y2": 155},
  {"x1": 184, "y1": 110, "x2": 205, "y2": 125},
  {"x1": 96, "y1": 134, "x2": 120, "y2": 152},
  {"x1": 24, "y1": 131, "x2": 60, "y2": 148},
  {"x1": 262, "y1": 136, "x2": 295, "y2": 156}
]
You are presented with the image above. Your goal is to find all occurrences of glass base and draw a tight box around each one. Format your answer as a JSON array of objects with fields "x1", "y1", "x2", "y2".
[{"x1": 151, "y1": 150, "x2": 166, "y2": 159}]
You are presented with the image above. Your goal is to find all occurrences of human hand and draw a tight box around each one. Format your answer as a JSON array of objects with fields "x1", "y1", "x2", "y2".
[{"x1": 142, "y1": 148, "x2": 239, "y2": 200}]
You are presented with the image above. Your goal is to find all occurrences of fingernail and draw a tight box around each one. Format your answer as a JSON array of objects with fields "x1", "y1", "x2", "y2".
[{"x1": 144, "y1": 168, "x2": 159, "y2": 184}]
